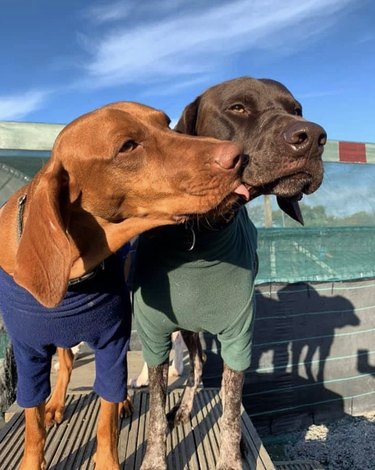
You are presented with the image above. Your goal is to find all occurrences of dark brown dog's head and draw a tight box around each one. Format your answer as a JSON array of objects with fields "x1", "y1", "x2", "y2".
[{"x1": 175, "y1": 77, "x2": 326, "y2": 224}]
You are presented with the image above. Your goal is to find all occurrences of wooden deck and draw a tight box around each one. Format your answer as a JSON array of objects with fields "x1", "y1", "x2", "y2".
[{"x1": 0, "y1": 389, "x2": 275, "y2": 470}]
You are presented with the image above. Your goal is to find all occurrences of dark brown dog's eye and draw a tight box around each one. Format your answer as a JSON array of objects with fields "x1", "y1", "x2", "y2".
[
  {"x1": 119, "y1": 140, "x2": 138, "y2": 152},
  {"x1": 294, "y1": 107, "x2": 302, "y2": 116},
  {"x1": 229, "y1": 104, "x2": 246, "y2": 113}
]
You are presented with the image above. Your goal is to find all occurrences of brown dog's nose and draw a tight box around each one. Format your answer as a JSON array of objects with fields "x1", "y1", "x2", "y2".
[
  {"x1": 283, "y1": 121, "x2": 327, "y2": 153},
  {"x1": 214, "y1": 142, "x2": 243, "y2": 170}
]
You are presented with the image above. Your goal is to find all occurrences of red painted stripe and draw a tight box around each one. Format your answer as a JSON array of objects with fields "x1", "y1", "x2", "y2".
[{"x1": 339, "y1": 141, "x2": 367, "y2": 163}]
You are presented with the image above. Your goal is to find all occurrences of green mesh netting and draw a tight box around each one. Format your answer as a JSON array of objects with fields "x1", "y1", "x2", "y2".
[
  {"x1": 256, "y1": 226, "x2": 375, "y2": 283},
  {"x1": 249, "y1": 163, "x2": 375, "y2": 283},
  {"x1": 0, "y1": 164, "x2": 30, "y2": 206},
  {"x1": 0, "y1": 153, "x2": 49, "y2": 179}
]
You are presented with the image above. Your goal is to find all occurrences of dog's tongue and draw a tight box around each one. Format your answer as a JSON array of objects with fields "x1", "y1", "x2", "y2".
[{"x1": 234, "y1": 184, "x2": 250, "y2": 201}]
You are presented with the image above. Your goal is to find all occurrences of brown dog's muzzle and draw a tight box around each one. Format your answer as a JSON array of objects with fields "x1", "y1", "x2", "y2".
[{"x1": 213, "y1": 142, "x2": 243, "y2": 170}]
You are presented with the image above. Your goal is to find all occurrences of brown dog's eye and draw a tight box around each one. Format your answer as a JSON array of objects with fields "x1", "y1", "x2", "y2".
[
  {"x1": 229, "y1": 104, "x2": 246, "y2": 113},
  {"x1": 294, "y1": 107, "x2": 302, "y2": 116},
  {"x1": 119, "y1": 140, "x2": 138, "y2": 153}
]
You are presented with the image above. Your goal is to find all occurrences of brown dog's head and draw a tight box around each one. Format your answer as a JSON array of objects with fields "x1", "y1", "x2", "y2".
[
  {"x1": 13, "y1": 102, "x2": 244, "y2": 306},
  {"x1": 51, "y1": 101, "x2": 244, "y2": 221},
  {"x1": 175, "y1": 77, "x2": 326, "y2": 224}
]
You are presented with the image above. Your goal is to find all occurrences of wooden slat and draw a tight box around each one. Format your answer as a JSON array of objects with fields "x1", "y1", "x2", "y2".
[
  {"x1": 195, "y1": 390, "x2": 218, "y2": 468},
  {"x1": 241, "y1": 405, "x2": 276, "y2": 470},
  {"x1": 166, "y1": 392, "x2": 176, "y2": 468},
  {"x1": 0, "y1": 413, "x2": 24, "y2": 469},
  {"x1": 121, "y1": 390, "x2": 141, "y2": 469},
  {"x1": 73, "y1": 394, "x2": 100, "y2": 470},
  {"x1": 176, "y1": 391, "x2": 200, "y2": 470},
  {"x1": 48, "y1": 394, "x2": 96, "y2": 469},
  {"x1": 190, "y1": 390, "x2": 210, "y2": 469},
  {"x1": 0, "y1": 389, "x2": 275, "y2": 470},
  {"x1": 135, "y1": 391, "x2": 148, "y2": 469}
]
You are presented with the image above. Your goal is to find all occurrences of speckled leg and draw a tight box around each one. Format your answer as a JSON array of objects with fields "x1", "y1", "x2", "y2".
[
  {"x1": 216, "y1": 365, "x2": 244, "y2": 470},
  {"x1": 167, "y1": 331, "x2": 204, "y2": 426},
  {"x1": 140, "y1": 362, "x2": 169, "y2": 470}
]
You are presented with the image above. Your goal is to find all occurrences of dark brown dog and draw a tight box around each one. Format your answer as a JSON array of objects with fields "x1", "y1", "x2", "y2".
[
  {"x1": 0, "y1": 102, "x2": 244, "y2": 470},
  {"x1": 137, "y1": 77, "x2": 326, "y2": 470}
]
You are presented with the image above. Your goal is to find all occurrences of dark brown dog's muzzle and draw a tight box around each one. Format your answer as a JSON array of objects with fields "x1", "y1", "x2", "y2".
[{"x1": 283, "y1": 120, "x2": 327, "y2": 156}]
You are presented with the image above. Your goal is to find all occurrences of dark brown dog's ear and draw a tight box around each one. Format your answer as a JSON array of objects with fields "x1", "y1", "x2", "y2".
[
  {"x1": 174, "y1": 97, "x2": 201, "y2": 135},
  {"x1": 14, "y1": 163, "x2": 72, "y2": 308},
  {"x1": 277, "y1": 196, "x2": 304, "y2": 225}
]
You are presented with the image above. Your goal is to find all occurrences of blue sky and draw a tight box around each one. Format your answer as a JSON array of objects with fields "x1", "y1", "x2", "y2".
[{"x1": 0, "y1": 0, "x2": 374, "y2": 143}]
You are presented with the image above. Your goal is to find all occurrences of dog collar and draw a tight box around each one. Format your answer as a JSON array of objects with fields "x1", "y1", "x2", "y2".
[
  {"x1": 68, "y1": 262, "x2": 105, "y2": 286},
  {"x1": 184, "y1": 220, "x2": 196, "y2": 251},
  {"x1": 16, "y1": 194, "x2": 27, "y2": 240}
]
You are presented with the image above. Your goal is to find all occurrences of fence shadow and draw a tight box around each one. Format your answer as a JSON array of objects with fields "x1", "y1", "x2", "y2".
[{"x1": 200, "y1": 282, "x2": 363, "y2": 435}]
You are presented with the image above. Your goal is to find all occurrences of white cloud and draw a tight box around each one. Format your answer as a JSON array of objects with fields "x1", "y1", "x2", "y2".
[
  {"x1": 140, "y1": 76, "x2": 208, "y2": 97},
  {"x1": 84, "y1": 1, "x2": 133, "y2": 24},
  {"x1": 82, "y1": 0, "x2": 356, "y2": 88},
  {"x1": 0, "y1": 90, "x2": 51, "y2": 120},
  {"x1": 85, "y1": 0, "x2": 189, "y2": 24},
  {"x1": 1, "y1": 0, "x2": 358, "y2": 120}
]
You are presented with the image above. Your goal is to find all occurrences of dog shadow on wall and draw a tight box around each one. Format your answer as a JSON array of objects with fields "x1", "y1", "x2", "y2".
[
  {"x1": 357, "y1": 348, "x2": 375, "y2": 375},
  {"x1": 201, "y1": 282, "x2": 360, "y2": 433}
]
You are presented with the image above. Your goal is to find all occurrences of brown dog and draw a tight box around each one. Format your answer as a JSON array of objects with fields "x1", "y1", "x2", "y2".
[
  {"x1": 133, "y1": 77, "x2": 326, "y2": 470},
  {"x1": 0, "y1": 101, "x2": 245, "y2": 470}
]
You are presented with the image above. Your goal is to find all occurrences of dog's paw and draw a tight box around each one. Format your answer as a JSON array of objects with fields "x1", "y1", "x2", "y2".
[
  {"x1": 140, "y1": 448, "x2": 166, "y2": 470},
  {"x1": 128, "y1": 376, "x2": 149, "y2": 388},
  {"x1": 44, "y1": 403, "x2": 64, "y2": 427},
  {"x1": 118, "y1": 396, "x2": 134, "y2": 418},
  {"x1": 19, "y1": 455, "x2": 46, "y2": 470},
  {"x1": 216, "y1": 464, "x2": 242, "y2": 470},
  {"x1": 94, "y1": 463, "x2": 120, "y2": 470},
  {"x1": 94, "y1": 461, "x2": 120, "y2": 470},
  {"x1": 167, "y1": 403, "x2": 190, "y2": 428},
  {"x1": 140, "y1": 467, "x2": 166, "y2": 470},
  {"x1": 93, "y1": 452, "x2": 120, "y2": 470},
  {"x1": 140, "y1": 461, "x2": 167, "y2": 470},
  {"x1": 216, "y1": 458, "x2": 242, "y2": 470},
  {"x1": 168, "y1": 364, "x2": 182, "y2": 378}
]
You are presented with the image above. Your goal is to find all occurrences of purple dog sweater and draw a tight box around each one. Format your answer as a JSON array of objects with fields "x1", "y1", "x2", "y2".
[{"x1": 0, "y1": 252, "x2": 131, "y2": 408}]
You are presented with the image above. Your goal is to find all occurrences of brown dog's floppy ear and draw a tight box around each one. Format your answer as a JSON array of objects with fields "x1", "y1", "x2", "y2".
[
  {"x1": 14, "y1": 162, "x2": 72, "y2": 308},
  {"x1": 174, "y1": 97, "x2": 201, "y2": 135},
  {"x1": 277, "y1": 196, "x2": 304, "y2": 225}
]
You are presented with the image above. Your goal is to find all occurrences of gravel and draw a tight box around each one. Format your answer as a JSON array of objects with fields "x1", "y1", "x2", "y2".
[{"x1": 283, "y1": 412, "x2": 375, "y2": 469}]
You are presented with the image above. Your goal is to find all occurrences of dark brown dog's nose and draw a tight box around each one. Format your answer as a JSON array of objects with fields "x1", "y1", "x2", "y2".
[
  {"x1": 283, "y1": 121, "x2": 327, "y2": 153},
  {"x1": 214, "y1": 142, "x2": 243, "y2": 170}
]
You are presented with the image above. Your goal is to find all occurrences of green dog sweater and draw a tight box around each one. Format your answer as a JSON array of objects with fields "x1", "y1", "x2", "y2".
[{"x1": 133, "y1": 206, "x2": 258, "y2": 371}]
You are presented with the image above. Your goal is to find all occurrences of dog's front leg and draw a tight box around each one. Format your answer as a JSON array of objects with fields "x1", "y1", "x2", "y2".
[
  {"x1": 45, "y1": 347, "x2": 74, "y2": 426},
  {"x1": 20, "y1": 404, "x2": 46, "y2": 470},
  {"x1": 95, "y1": 398, "x2": 120, "y2": 470},
  {"x1": 167, "y1": 331, "x2": 204, "y2": 426},
  {"x1": 216, "y1": 365, "x2": 244, "y2": 470},
  {"x1": 140, "y1": 361, "x2": 169, "y2": 470}
]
